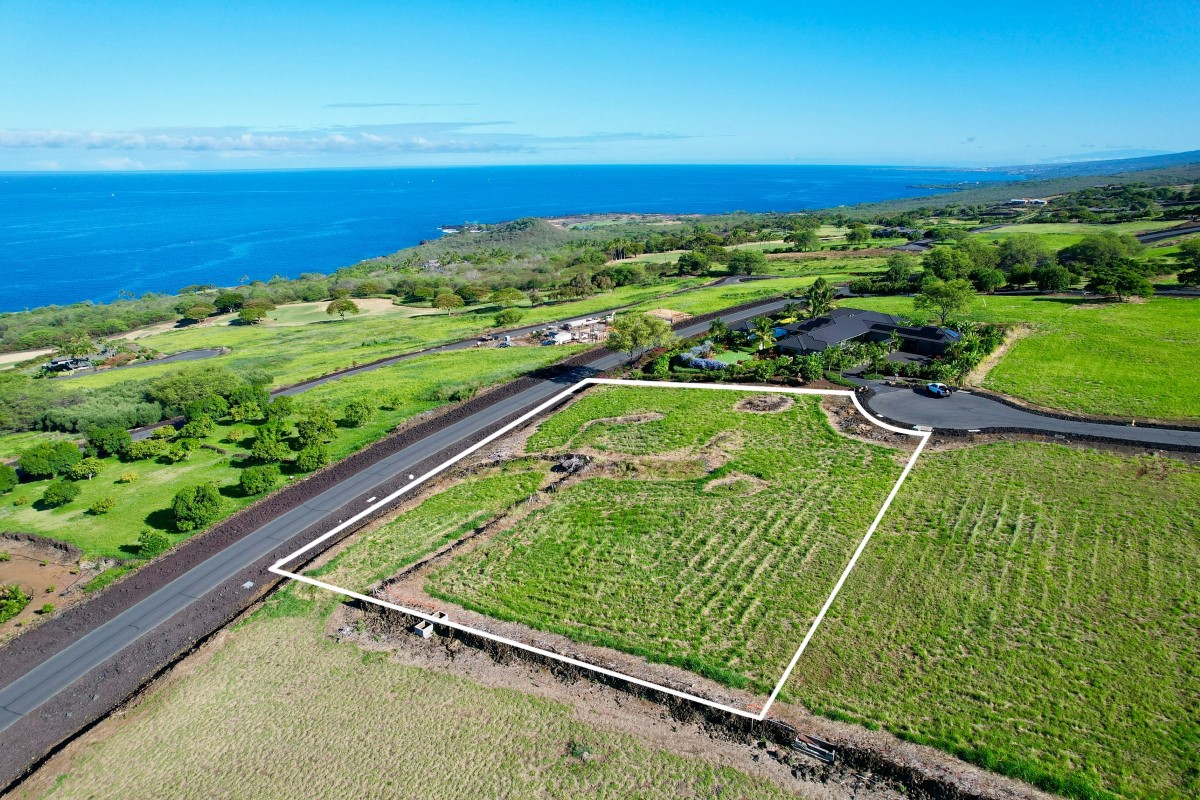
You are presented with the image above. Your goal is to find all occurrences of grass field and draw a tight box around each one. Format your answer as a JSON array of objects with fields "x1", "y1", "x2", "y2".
[
  {"x1": 794, "y1": 442, "x2": 1200, "y2": 800},
  {"x1": 425, "y1": 386, "x2": 906, "y2": 691},
  {"x1": 0, "y1": 346, "x2": 582, "y2": 558},
  {"x1": 11, "y1": 591, "x2": 797, "y2": 800},
  {"x1": 851, "y1": 295, "x2": 1200, "y2": 420},
  {"x1": 971, "y1": 221, "x2": 1183, "y2": 251}
]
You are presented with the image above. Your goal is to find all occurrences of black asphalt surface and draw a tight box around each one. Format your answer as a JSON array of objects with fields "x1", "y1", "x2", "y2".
[
  {"x1": 862, "y1": 381, "x2": 1200, "y2": 448},
  {"x1": 0, "y1": 297, "x2": 788, "y2": 737}
]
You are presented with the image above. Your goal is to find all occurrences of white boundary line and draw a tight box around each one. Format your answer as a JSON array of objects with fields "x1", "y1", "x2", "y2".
[{"x1": 270, "y1": 378, "x2": 930, "y2": 721}]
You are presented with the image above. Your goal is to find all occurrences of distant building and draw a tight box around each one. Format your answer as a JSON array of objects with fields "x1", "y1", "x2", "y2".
[
  {"x1": 45, "y1": 357, "x2": 92, "y2": 372},
  {"x1": 741, "y1": 308, "x2": 959, "y2": 358}
]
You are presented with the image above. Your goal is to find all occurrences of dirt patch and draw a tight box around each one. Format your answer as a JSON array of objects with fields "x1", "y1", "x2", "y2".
[
  {"x1": 819, "y1": 397, "x2": 917, "y2": 455},
  {"x1": 0, "y1": 534, "x2": 101, "y2": 642},
  {"x1": 963, "y1": 324, "x2": 1032, "y2": 386},
  {"x1": 703, "y1": 473, "x2": 769, "y2": 496},
  {"x1": 734, "y1": 394, "x2": 796, "y2": 414}
]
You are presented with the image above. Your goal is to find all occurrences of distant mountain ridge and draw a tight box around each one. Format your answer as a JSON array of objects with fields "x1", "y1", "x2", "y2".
[{"x1": 990, "y1": 148, "x2": 1200, "y2": 178}]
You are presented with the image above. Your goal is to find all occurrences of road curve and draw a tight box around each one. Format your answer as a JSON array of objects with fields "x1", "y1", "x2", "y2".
[{"x1": 862, "y1": 380, "x2": 1200, "y2": 449}]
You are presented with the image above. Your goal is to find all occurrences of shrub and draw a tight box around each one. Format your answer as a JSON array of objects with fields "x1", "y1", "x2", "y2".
[
  {"x1": 41, "y1": 479, "x2": 81, "y2": 507},
  {"x1": 184, "y1": 394, "x2": 230, "y2": 422},
  {"x1": 178, "y1": 413, "x2": 215, "y2": 439},
  {"x1": 118, "y1": 470, "x2": 139, "y2": 483},
  {"x1": 294, "y1": 444, "x2": 330, "y2": 472},
  {"x1": 239, "y1": 464, "x2": 281, "y2": 496},
  {"x1": 266, "y1": 395, "x2": 295, "y2": 420},
  {"x1": 12, "y1": 494, "x2": 29, "y2": 506},
  {"x1": 137, "y1": 528, "x2": 172, "y2": 558},
  {"x1": 86, "y1": 426, "x2": 133, "y2": 458},
  {"x1": 89, "y1": 496, "x2": 116, "y2": 515},
  {"x1": 250, "y1": 427, "x2": 290, "y2": 463},
  {"x1": 66, "y1": 456, "x2": 104, "y2": 481},
  {"x1": 165, "y1": 438, "x2": 199, "y2": 463},
  {"x1": 0, "y1": 584, "x2": 31, "y2": 624},
  {"x1": 296, "y1": 407, "x2": 337, "y2": 448},
  {"x1": 342, "y1": 400, "x2": 373, "y2": 428},
  {"x1": 18, "y1": 440, "x2": 82, "y2": 480},
  {"x1": 38, "y1": 603, "x2": 54, "y2": 615},
  {"x1": 172, "y1": 483, "x2": 223, "y2": 531},
  {"x1": 0, "y1": 464, "x2": 16, "y2": 494},
  {"x1": 494, "y1": 308, "x2": 525, "y2": 327}
]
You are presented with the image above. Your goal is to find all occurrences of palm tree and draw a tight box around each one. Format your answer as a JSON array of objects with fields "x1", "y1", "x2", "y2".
[
  {"x1": 806, "y1": 277, "x2": 836, "y2": 319},
  {"x1": 749, "y1": 316, "x2": 777, "y2": 353},
  {"x1": 782, "y1": 302, "x2": 803, "y2": 319},
  {"x1": 708, "y1": 318, "x2": 730, "y2": 344}
]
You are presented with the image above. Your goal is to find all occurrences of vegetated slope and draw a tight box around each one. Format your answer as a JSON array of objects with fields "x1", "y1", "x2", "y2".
[
  {"x1": 843, "y1": 160, "x2": 1200, "y2": 218},
  {"x1": 7, "y1": 592, "x2": 796, "y2": 800},
  {"x1": 851, "y1": 295, "x2": 1200, "y2": 421},
  {"x1": 795, "y1": 442, "x2": 1200, "y2": 800},
  {"x1": 427, "y1": 386, "x2": 906, "y2": 691},
  {"x1": 989, "y1": 148, "x2": 1200, "y2": 178}
]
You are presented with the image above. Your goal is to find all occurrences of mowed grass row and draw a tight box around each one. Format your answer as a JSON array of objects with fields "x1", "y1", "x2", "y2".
[
  {"x1": 427, "y1": 387, "x2": 906, "y2": 691},
  {"x1": 851, "y1": 295, "x2": 1200, "y2": 420},
  {"x1": 0, "y1": 346, "x2": 581, "y2": 558},
  {"x1": 10, "y1": 592, "x2": 797, "y2": 800},
  {"x1": 795, "y1": 442, "x2": 1200, "y2": 800}
]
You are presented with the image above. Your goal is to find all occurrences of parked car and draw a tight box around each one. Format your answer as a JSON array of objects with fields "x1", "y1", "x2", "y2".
[{"x1": 925, "y1": 382, "x2": 952, "y2": 398}]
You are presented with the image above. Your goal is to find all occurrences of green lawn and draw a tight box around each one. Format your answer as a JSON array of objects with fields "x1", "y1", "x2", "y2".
[
  {"x1": 795, "y1": 442, "x2": 1200, "y2": 800},
  {"x1": 426, "y1": 386, "x2": 906, "y2": 690},
  {"x1": 0, "y1": 346, "x2": 582, "y2": 558},
  {"x1": 971, "y1": 221, "x2": 1183, "y2": 252},
  {"x1": 850, "y1": 295, "x2": 1200, "y2": 420},
  {"x1": 61, "y1": 280, "x2": 704, "y2": 391}
]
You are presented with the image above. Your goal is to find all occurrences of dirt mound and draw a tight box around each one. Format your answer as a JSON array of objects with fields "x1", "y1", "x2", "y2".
[
  {"x1": 734, "y1": 394, "x2": 795, "y2": 414},
  {"x1": 703, "y1": 473, "x2": 769, "y2": 496}
]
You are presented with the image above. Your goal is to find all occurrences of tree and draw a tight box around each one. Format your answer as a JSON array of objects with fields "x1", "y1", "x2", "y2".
[
  {"x1": 41, "y1": 479, "x2": 80, "y2": 508},
  {"x1": 56, "y1": 337, "x2": 94, "y2": 359},
  {"x1": 181, "y1": 303, "x2": 216, "y2": 323},
  {"x1": 1007, "y1": 265, "x2": 1034, "y2": 287},
  {"x1": 727, "y1": 249, "x2": 768, "y2": 275},
  {"x1": 1034, "y1": 265, "x2": 1073, "y2": 292},
  {"x1": 326, "y1": 298, "x2": 360, "y2": 321},
  {"x1": 915, "y1": 278, "x2": 975, "y2": 325},
  {"x1": 18, "y1": 441, "x2": 82, "y2": 480},
  {"x1": 708, "y1": 319, "x2": 731, "y2": 344},
  {"x1": 923, "y1": 246, "x2": 973, "y2": 280},
  {"x1": 494, "y1": 308, "x2": 524, "y2": 327},
  {"x1": 0, "y1": 465, "x2": 18, "y2": 494},
  {"x1": 492, "y1": 287, "x2": 526, "y2": 307},
  {"x1": 296, "y1": 407, "x2": 337, "y2": 448},
  {"x1": 178, "y1": 413, "x2": 215, "y2": 439},
  {"x1": 265, "y1": 395, "x2": 295, "y2": 420},
  {"x1": 294, "y1": 443, "x2": 330, "y2": 472},
  {"x1": 1059, "y1": 232, "x2": 1143, "y2": 272},
  {"x1": 883, "y1": 253, "x2": 917, "y2": 285},
  {"x1": 969, "y1": 267, "x2": 1006, "y2": 294},
  {"x1": 250, "y1": 426, "x2": 290, "y2": 463},
  {"x1": 238, "y1": 305, "x2": 269, "y2": 325},
  {"x1": 238, "y1": 464, "x2": 280, "y2": 496},
  {"x1": 342, "y1": 400, "x2": 373, "y2": 428},
  {"x1": 86, "y1": 426, "x2": 132, "y2": 458},
  {"x1": 213, "y1": 292, "x2": 245, "y2": 313},
  {"x1": 66, "y1": 456, "x2": 103, "y2": 481},
  {"x1": 805, "y1": 277, "x2": 836, "y2": 318},
  {"x1": 137, "y1": 528, "x2": 172, "y2": 558},
  {"x1": 675, "y1": 250, "x2": 709, "y2": 276},
  {"x1": 605, "y1": 313, "x2": 676, "y2": 362},
  {"x1": 997, "y1": 233, "x2": 1053, "y2": 273},
  {"x1": 1176, "y1": 238, "x2": 1200, "y2": 286},
  {"x1": 1086, "y1": 264, "x2": 1154, "y2": 301},
  {"x1": 172, "y1": 483, "x2": 223, "y2": 531},
  {"x1": 785, "y1": 228, "x2": 819, "y2": 251},
  {"x1": 748, "y1": 316, "x2": 777, "y2": 352},
  {"x1": 457, "y1": 284, "x2": 491, "y2": 304},
  {"x1": 434, "y1": 292, "x2": 465, "y2": 314},
  {"x1": 845, "y1": 223, "x2": 872, "y2": 245}
]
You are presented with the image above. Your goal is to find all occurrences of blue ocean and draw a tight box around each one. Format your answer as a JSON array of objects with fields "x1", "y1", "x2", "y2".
[{"x1": 0, "y1": 165, "x2": 1019, "y2": 312}]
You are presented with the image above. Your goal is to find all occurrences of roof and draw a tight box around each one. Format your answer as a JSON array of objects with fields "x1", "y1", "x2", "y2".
[{"x1": 776, "y1": 308, "x2": 955, "y2": 352}]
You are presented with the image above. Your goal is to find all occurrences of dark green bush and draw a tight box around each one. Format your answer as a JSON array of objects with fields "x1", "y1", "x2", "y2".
[
  {"x1": 41, "y1": 479, "x2": 81, "y2": 507},
  {"x1": 19, "y1": 441, "x2": 82, "y2": 480},
  {"x1": 239, "y1": 464, "x2": 281, "y2": 496},
  {"x1": 172, "y1": 483, "x2": 222, "y2": 532}
]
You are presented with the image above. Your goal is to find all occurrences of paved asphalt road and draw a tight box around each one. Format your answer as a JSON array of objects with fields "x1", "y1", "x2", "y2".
[
  {"x1": 0, "y1": 296, "x2": 789, "y2": 736},
  {"x1": 863, "y1": 381, "x2": 1200, "y2": 448}
]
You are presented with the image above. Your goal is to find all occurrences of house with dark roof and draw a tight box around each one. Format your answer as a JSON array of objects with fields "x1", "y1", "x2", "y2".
[{"x1": 744, "y1": 307, "x2": 959, "y2": 358}]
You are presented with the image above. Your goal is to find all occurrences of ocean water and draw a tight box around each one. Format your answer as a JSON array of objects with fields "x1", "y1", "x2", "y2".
[{"x1": 0, "y1": 165, "x2": 1019, "y2": 312}]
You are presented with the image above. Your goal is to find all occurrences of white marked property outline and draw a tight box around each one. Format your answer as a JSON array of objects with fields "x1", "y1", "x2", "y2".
[{"x1": 270, "y1": 378, "x2": 930, "y2": 721}]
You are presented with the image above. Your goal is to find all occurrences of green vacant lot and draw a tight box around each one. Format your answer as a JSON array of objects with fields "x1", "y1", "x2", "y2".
[
  {"x1": 852, "y1": 295, "x2": 1200, "y2": 420},
  {"x1": 970, "y1": 221, "x2": 1182, "y2": 251},
  {"x1": 426, "y1": 386, "x2": 906, "y2": 690},
  {"x1": 798, "y1": 442, "x2": 1200, "y2": 800}
]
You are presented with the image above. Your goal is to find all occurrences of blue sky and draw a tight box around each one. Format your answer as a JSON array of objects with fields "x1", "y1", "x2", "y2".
[{"x1": 1, "y1": 0, "x2": 1196, "y2": 171}]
